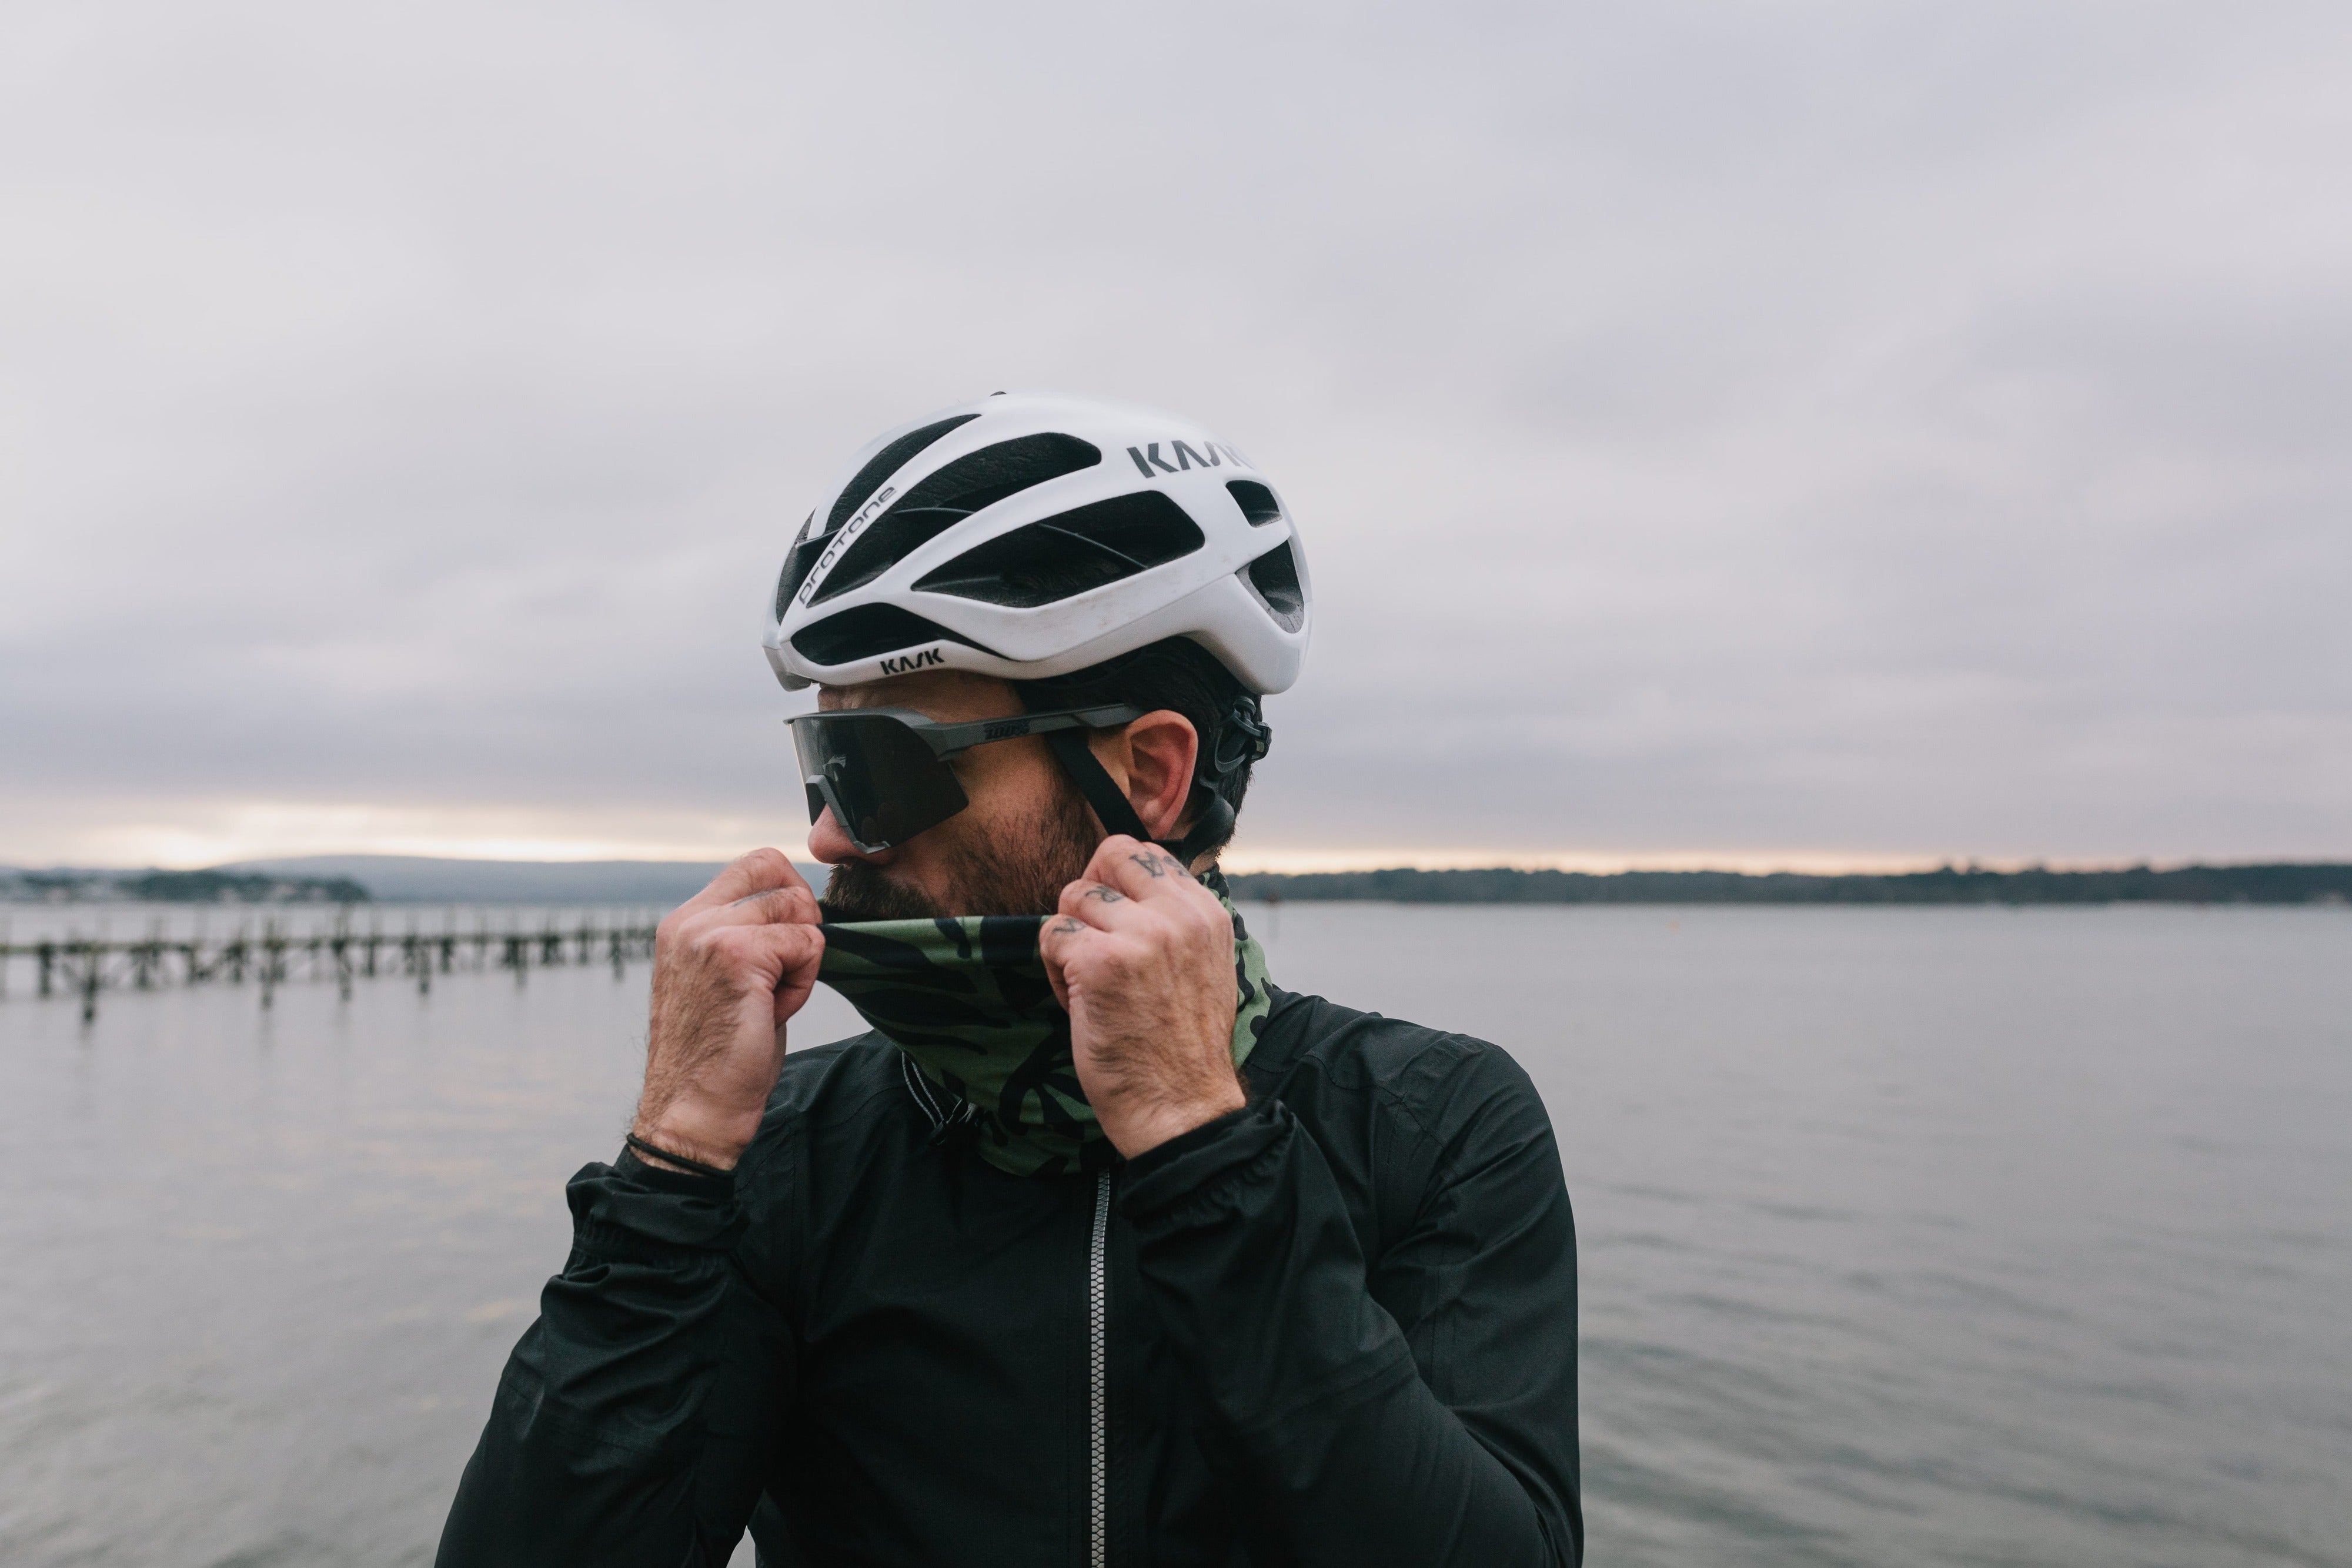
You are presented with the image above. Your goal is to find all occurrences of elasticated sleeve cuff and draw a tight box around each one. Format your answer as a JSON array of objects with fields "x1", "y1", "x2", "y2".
[
  {"x1": 1118, "y1": 1098, "x2": 1286, "y2": 1223},
  {"x1": 565, "y1": 1152, "x2": 744, "y2": 1262}
]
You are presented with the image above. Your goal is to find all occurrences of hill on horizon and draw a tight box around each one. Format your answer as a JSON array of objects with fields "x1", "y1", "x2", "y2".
[
  {"x1": 12, "y1": 854, "x2": 2350, "y2": 907},
  {"x1": 223, "y1": 855, "x2": 814, "y2": 904}
]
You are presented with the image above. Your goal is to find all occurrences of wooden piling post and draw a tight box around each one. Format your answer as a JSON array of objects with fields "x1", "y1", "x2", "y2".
[
  {"x1": 0, "y1": 911, "x2": 670, "y2": 1010},
  {"x1": 133, "y1": 921, "x2": 159, "y2": 990}
]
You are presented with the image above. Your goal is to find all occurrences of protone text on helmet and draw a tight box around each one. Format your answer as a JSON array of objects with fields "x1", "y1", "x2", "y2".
[{"x1": 798, "y1": 486, "x2": 898, "y2": 607}]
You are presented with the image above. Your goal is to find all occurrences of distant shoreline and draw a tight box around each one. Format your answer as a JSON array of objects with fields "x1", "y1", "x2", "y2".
[
  {"x1": 1222, "y1": 864, "x2": 2352, "y2": 907},
  {"x1": 0, "y1": 868, "x2": 369, "y2": 905},
  {"x1": 0, "y1": 856, "x2": 802, "y2": 907},
  {"x1": 5, "y1": 856, "x2": 2350, "y2": 907}
]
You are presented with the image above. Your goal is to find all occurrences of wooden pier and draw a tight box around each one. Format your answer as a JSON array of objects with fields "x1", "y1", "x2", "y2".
[{"x1": 0, "y1": 913, "x2": 661, "y2": 1022}]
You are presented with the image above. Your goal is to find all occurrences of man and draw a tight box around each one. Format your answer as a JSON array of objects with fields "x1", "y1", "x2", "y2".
[{"x1": 437, "y1": 393, "x2": 1581, "y2": 1565}]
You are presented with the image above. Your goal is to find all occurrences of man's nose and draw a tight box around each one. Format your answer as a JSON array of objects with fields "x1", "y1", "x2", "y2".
[{"x1": 807, "y1": 805, "x2": 890, "y2": 867}]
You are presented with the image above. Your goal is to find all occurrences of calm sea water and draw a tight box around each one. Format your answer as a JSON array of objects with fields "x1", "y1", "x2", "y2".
[{"x1": 1, "y1": 902, "x2": 2346, "y2": 1566}]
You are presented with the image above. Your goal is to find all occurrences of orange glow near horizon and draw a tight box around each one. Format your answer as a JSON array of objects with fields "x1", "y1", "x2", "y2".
[{"x1": 0, "y1": 801, "x2": 2251, "y2": 878}]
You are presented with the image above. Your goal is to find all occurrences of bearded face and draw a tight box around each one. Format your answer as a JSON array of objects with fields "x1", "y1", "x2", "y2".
[{"x1": 819, "y1": 768, "x2": 1098, "y2": 921}]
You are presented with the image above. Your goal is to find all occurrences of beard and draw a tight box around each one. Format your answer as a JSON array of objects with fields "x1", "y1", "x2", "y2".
[{"x1": 820, "y1": 777, "x2": 1098, "y2": 921}]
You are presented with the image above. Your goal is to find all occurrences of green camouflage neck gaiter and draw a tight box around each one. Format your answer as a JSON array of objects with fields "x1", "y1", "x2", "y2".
[{"x1": 816, "y1": 875, "x2": 1272, "y2": 1178}]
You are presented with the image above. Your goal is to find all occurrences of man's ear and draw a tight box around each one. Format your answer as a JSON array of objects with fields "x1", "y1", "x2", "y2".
[{"x1": 1104, "y1": 710, "x2": 1200, "y2": 842}]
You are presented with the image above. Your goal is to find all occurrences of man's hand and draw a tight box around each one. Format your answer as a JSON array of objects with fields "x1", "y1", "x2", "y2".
[
  {"x1": 632, "y1": 848, "x2": 825, "y2": 1172},
  {"x1": 1041, "y1": 836, "x2": 1245, "y2": 1159}
]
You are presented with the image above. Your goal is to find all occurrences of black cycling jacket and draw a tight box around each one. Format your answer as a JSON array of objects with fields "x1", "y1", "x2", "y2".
[{"x1": 436, "y1": 986, "x2": 1581, "y2": 1566}]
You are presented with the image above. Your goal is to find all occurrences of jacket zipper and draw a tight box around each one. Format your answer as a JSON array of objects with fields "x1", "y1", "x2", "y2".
[{"x1": 1088, "y1": 1168, "x2": 1112, "y2": 1568}]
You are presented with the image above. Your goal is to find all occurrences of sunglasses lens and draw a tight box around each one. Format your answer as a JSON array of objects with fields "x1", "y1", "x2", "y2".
[{"x1": 791, "y1": 713, "x2": 969, "y2": 850}]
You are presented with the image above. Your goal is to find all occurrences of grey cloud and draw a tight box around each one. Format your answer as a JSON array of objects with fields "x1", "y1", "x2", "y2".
[{"x1": 3, "y1": 1, "x2": 2349, "y2": 864}]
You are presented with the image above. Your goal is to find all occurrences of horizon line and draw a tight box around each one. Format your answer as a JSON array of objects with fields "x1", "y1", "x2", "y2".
[{"x1": 11, "y1": 850, "x2": 2351, "y2": 878}]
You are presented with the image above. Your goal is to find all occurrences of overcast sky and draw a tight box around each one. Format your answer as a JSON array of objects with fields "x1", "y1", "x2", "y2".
[{"x1": 5, "y1": 1, "x2": 2349, "y2": 871}]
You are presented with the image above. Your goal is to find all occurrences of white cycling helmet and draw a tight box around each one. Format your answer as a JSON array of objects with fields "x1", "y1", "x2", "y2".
[{"x1": 762, "y1": 392, "x2": 1310, "y2": 695}]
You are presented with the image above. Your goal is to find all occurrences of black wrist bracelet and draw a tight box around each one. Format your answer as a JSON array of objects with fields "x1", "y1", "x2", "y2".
[{"x1": 624, "y1": 1132, "x2": 734, "y2": 1180}]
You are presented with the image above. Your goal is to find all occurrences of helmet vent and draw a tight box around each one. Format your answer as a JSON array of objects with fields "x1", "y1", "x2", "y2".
[
  {"x1": 827, "y1": 414, "x2": 980, "y2": 532},
  {"x1": 913, "y1": 492, "x2": 1205, "y2": 609},
  {"x1": 1242, "y1": 540, "x2": 1306, "y2": 631},
  {"x1": 789, "y1": 604, "x2": 999, "y2": 667},
  {"x1": 774, "y1": 513, "x2": 820, "y2": 617},
  {"x1": 810, "y1": 434, "x2": 1102, "y2": 606},
  {"x1": 1226, "y1": 480, "x2": 1283, "y2": 527}
]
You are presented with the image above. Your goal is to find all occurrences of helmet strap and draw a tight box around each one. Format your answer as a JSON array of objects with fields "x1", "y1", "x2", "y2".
[
  {"x1": 1040, "y1": 726, "x2": 1151, "y2": 844},
  {"x1": 1038, "y1": 726, "x2": 1231, "y2": 869}
]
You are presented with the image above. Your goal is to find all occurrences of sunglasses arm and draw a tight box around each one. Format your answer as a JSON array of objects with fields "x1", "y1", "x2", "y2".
[{"x1": 911, "y1": 704, "x2": 1144, "y2": 759}]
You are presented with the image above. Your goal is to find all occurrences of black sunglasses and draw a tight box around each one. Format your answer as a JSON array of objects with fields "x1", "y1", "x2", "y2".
[{"x1": 789, "y1": 703, "x2": 1142, "y2": 853}]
